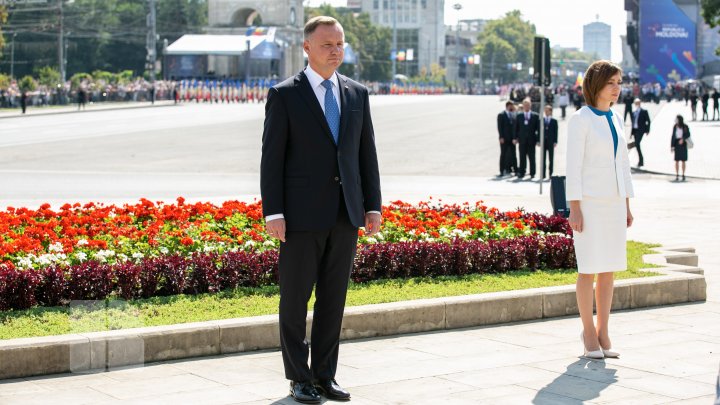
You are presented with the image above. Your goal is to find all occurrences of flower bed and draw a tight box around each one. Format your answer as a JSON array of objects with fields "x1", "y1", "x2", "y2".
[{"x1": 0, "y1": 198, "x2": 575, "y2": 311}]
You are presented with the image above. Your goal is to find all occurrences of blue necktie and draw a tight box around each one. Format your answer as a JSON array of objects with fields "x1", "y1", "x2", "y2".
[{"x1": 322, "y1": 79, "x2": 340, "y2": 144}]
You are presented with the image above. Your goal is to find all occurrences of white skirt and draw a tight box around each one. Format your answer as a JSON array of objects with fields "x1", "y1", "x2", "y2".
[{"x1": 573, "y1": 196, "x2": 627, "y2": 274}]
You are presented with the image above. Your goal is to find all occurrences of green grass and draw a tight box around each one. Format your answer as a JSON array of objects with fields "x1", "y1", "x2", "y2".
[{"x1": 0, "y1": 241, "x2": 661, "y2": 340}]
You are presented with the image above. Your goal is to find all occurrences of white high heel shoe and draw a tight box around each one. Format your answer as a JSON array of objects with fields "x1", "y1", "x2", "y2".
[
  {"x1": 601, "y1": 347, "x2": 620, "y2": 358},
  {"x1": 581, "y1": 332, "x2": 604, "y2": 359}
]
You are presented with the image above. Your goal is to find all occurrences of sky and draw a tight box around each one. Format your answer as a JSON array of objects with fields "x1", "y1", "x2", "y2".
[{"x1": 304, "y1": 0, "x2": 626, "y2": 62}]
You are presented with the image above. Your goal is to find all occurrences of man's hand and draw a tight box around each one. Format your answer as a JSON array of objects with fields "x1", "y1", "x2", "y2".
[
  {"x1": 364, "y1": 213, "x2": 382, "y2": 237},
  {"x1": 513, "y1": 139, "x2": 518, "y2": 145},
  {"x1": 499, "y1": 138, "x2": 505, "y2": 144},
  {"x1": 266, "y1": 218, "x2": 286, "y2": 242}
]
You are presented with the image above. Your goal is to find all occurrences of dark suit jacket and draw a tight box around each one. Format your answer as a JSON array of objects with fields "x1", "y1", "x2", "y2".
[
  {"x1": 514, "y1": 111, "x2": 539, "y2": 143},
  {"x1": 670, "y1": 124, "x2": 690, "y2": 147},
  {"x1": 542, "y1": 117, "x2": 558, "y2": 148},
  {"x1": 497, "y1": 111, "x2": 515, "y2": 142},
  {"x1": 632, "y1": 108, "x2": 651, "y2": 134},
  {"x1": 260, "y1": 70, "x2": 381, "y2": 232}
]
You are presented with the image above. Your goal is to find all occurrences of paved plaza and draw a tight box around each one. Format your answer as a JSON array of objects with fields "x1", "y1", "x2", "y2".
[{"x1": 0, "y1": 96, "x2": 718, "y2": 403}]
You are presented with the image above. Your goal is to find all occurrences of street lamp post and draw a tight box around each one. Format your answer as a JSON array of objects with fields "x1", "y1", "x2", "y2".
[
  {"x1": 10, "y1": 33, "x2": 17, "y2": 79},
  {"x1": 453, "y1": 3, "x2": 462, "y2": 89},
  {"x1": 391, "y1": 0, "x2": 397, "y2": 81}
]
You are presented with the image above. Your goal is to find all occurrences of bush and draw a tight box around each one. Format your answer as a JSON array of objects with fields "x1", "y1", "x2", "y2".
[
  {"x1": 36, "y1": 266, "x2": 67, "y2": 307},
  {"x1": 156, "y1": 255, "x2": 188, "y2": 296},
  {"x1": 186, "y1": 253, "x2": 220, "y2": 294},
  {"x1": 115, "y1": 261, "x2": 142, "y2": 300},
  {"x1": 18, "y1": 75, "x2": 37, "y2": 92},
  {"x1": 67, "y1": 261, "x2": 114, "y2": 300},
  {"x1": 0, "y1": 267, "x2": 41, "y2": 310}
]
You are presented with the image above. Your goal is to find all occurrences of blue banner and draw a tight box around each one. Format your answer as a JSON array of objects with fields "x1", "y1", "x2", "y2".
[{"x1": 640, "y1": 0, "x2": 697, "y2": 85}]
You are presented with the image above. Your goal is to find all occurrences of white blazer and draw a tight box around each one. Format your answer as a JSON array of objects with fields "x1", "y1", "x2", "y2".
[{"x1": 566, "y1": 106, "x2": 634, "y2": 201}]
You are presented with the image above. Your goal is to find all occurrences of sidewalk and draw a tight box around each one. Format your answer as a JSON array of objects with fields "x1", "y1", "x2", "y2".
[
  {"x1": 0, "y1": 100, "x2": 178, "y2": 119},
  {"x1": 626, "y1": 100, "x2": 720, "y2": 180},
  {"x1": 0, "y1": 175, "x2": 717, "y2": 404}
]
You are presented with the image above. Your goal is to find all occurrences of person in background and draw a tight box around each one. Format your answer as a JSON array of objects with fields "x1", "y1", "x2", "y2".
[
  {"x1": 497, "y1": 101, "x2": 517, "y2": 177},
  {"x1": 622, "y1": 90, "x2": 634, "y2": 122},
  {"x1": 690, "y1": 90, "x2": 698, "y2": 121},
  {"x1": 566, "y1": 60, "x2": 634, "y2": 360},
  {"x1": 541, "y1": 104, "x2": 558, "y2": 179},
  {"x1": 671, "y1": 114, "x2": 690, "y2": 182},
  {"x1": 631, "y1": 98, "x2": 651, "y2": 167},
  {"x1": 701, "y1": 89, "x2": 710, "y2": 121},
  {"x1": 558, "y1": 89, "x2": 569, "y2": 120},
  {"x1": 20, "y1": 91, "x2": 27, "y2": 114},
  {"x1": 514, "y1": 98, "x2": 540, "y2": 179},
  {"x1": 712, "y1": 88, "x2": 719, "y2": 121}
]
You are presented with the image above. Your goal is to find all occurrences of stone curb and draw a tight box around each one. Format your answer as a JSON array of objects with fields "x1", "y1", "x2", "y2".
[
  {"x1": 0, "y1": 246, "x2": 706, "y2": 380},
  {"x1": 0, "y1": 101, "x2": 179, "y2": 120}
]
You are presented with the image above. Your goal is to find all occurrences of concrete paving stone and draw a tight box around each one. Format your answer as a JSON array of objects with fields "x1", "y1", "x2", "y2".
[
  {"x1": 229, "y1": 350, "x2": 286, "y2": 373},
  {"x1": 102, "y1": 385, "x2": 267, "y2": 405},
  {"x1": 665, "y1": 395, "x2": 719, "y2": 404},
  {"x1": 445, "y1": 291, "x2": 543, "y2": 329},
  {"x1": 0, "y1": 386, "x2": 116, "y2": 405},
  {"x1": 474, "y1": 389, "x2": 583, "y2": 405},
  {"x1": 609, "y1": 355, "x2": 709, "y2": 378},
  {"x1": 608, "y1": 329, "x2": 708, "y2": 349},
  {"x1": 102, "y1": 363, "x2": 187, "y2": 382},
  {"x1": 661, "y1": 311, "x2": 720, "y2": 327},
  {"x1": 527, "y1": 359, "x2": 653, "y2": 384},
  {"x1": 183, "y1": 366, "x2": 283, "y2": 386},
  {"x1": 517, "y1": 374, "x2": 659, "y2": 403},
  {"x1": 588, "y1": 392, "x2": 679, "y2": 404},
  {"x1": 25, "y1": 370, "x2": 119, "y2": 391},
  {"x1": 141, "y1": 323, "x2": 220, "y2": 362},
  {"x1": 0, "y1": 378, "x2": 49, "y2": 395},
  {"x1": 437, "y1": 365, "x2": 561, "y2": 389},
  {"x1": 685, "y1": 372, "x2": 720, "y2": 386},
  {"x1": 91, "y1": 373, "x2": 223, "y2": 400},
  {"x1": 613, "y1": 372, "x2": 714, "y2": 400},
  {"x1": 444, "y1": 384, "x2": 539, "y2": 401},
  {"x1": 425, "y1": 346, "x2": 567, "y2": 374},
  {"x1": 231, "y1": 379, "x2": 296, "y2": 400},
  {"x1": 338, "y1": 346, "x2": 442, "y2": 368},
  {"x1": 681, "y1": 353, "x2": 720, "y2": 369},
  {"x1": 607, "y1": 318, "x2": 687, "y2": 335},
  {"x1": 349, "y1": 376, "x2": 477, "y2": 403},
  {"x1": 0, "y1": 334, "x2": 91, "y2": 378},
  {"x1": 406, "y1": 337, "x2": 525, "y2": 358},
  {"x1": 337, "y1": 359, "x2": 465, "y2": 387}
]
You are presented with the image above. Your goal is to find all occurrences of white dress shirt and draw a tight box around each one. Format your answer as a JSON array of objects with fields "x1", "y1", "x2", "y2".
[{"x1": 265, "y1": 65, "x2": 379, "y2": 222}]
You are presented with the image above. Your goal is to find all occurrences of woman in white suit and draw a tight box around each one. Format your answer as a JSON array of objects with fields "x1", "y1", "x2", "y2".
[{"x1": 566, "y1": 61, "x2": 634, "y2": 359}]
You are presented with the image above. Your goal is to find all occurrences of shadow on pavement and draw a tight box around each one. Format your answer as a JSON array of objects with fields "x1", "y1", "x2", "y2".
[{"x1": 532, "y1": 359, "x2": 617, "y2": 404}]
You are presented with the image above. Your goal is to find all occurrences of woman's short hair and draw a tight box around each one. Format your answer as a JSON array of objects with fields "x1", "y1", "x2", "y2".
[
  {"x1": 582, "y1": 60, "x2": 623, "y2": 108},
  {"x1": 304, "y1": 16, "x2": 342, "y2": 39}
]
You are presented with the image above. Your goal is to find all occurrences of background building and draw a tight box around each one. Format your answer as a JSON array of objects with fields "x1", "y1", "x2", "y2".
[
  {"x1": 625, "y1": 0, "x2": 720, "y2": 85},
  {"x1": 583, "y1": 17, "x2": 612, "y2": 60},
  {"x1": 165, "y1": 0, "x2": 305, "y2": 80},
  {"x1": 445, "y1": 19, "x2": 486, "y2": 87},
  {"x1": 357, "y1": 0, "x2": 445, "y2": 78}
]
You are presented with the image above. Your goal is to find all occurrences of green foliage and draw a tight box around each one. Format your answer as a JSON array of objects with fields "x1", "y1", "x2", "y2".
[
  {"x1": 117, "y1": 70, "x2": 134, "y2": 84},
  {"x1": 305, "y1": 5, "x2": 392, "y2": 81},
  {"x1": 474, "y1": 10, "x2": 536, "y2": 83},
  {"x1": 92, "y1": 70, "x2": 116, "y2": 85},
  {"x1": 18, "y1": 75, "x2": 37, "y2": 92},
  {"x1": 70, "y1": 72, "x2": 92, "y2": 89},
  {"x1": 0, "y1": 5, "x2": 6, "y2": 52},
  {"x1": 414, "y1": 63, "x2": 446, "y2": 83},
  {"x1": 552, "y1": 48, "x2": 595, "y2": 64},
  {"x1": 1, "y1": 0, "x2": 207, "y2": 79},
  {"x1": 34, "y1": 66, "x2": 61, "y2": 88},
  {"x1": 701, "y1": 0, "x2": 720, "y2": 55},
  {"x1": 0, "y1": 241, "x2": 661, "y2": 339},
  {"x1": 0, "y1": 73, "x2": 10, "y2": 90}
]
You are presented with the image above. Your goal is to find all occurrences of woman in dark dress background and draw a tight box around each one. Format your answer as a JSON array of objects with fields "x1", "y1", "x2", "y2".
[{"x1": 671, "y1": 114, "x2": 690, "y2": 181}]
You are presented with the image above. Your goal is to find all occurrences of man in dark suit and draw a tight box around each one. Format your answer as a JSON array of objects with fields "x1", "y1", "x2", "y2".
[
  {"x1": 631, "y1": 98, "x2": 651, "y2": 167},
  {"x1": 540, "y1": 105, "x2": 558, "y2": 179},
  {"x1": 496, "y1": 101, "x2": 516, "y2": 176},
  {"x1": 260, "y1": 16, "x2": 382, "y2": 404},
  {"x1": 514, "y1": 98, "x2": 540, "y2": 179}
]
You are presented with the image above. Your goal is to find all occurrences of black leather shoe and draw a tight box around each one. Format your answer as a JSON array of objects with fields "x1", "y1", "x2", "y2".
[
  {"x1": 315, "y1": 379, "x2": 351, "y2": 401},
  {"x1": 290, "y1": 381, "x2": 321, "y2": 404}
]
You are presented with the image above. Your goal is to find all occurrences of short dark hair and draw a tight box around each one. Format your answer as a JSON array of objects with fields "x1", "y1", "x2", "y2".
[
  {"x1": 505, "y1": 101, "x2": 514, "y2": 107},
  {"x1": 304, "y1": 16, "x2": 341, "y2": 39},
  {"x1": 582, "y1": 60, "x2": 622, "y2": 108}
]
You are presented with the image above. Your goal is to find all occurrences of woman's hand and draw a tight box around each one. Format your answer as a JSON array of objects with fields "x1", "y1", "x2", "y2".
[
  {"x1": 679, "y1": 139, "x2": 684, "y2": 145},
  {"x1": 568, "y1": 206, "x2": 583, "y2": 233},
  {"x1": 627, "y1": 208, "x2": 634, "y2": 228}
]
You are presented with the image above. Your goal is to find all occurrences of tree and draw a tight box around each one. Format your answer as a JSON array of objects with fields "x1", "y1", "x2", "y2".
[
  {"x1": 305, "y1": 5, "x2": 392, "y2": 81},
  {"x1": 474, "y1": 10, "x2": 536, "y2": 83},
  {"x1": 0, "y1": 6, "x2": 7, "y2": 53},
  {"x1": 18, "y1": 75, "x2": 37, "y2": 92},
  {"x1": 701, "y1": 0, "x2": 720, "y2": 55},
  {"x1": 0, "y1": 73, "x2": 10, "y2": 90},
  {"x1": 35, "y1": 66, "x2": 61, "y2": 88}
]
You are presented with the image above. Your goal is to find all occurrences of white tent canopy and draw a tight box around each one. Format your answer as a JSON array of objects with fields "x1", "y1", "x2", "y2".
[{"x1": 166, "y1": 35, "x2": 271, "y2": 56}]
